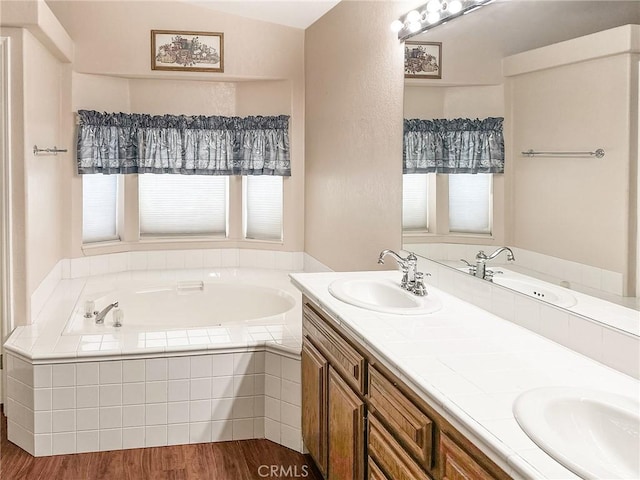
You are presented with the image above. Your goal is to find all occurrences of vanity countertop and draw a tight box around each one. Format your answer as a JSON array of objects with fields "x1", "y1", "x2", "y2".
[{"x1": 289, "y1": 270, "x2": 640, "y2": 480}]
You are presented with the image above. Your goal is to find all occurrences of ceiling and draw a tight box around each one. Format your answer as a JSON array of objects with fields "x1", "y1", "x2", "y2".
[{"x1": 183, "y1": 0, "x2": 341, "y2": 29}]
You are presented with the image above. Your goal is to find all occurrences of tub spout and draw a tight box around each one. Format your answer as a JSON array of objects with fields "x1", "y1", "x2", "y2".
[{"x1": 94, "y1": 302, "x2": 118, "y2": 325}]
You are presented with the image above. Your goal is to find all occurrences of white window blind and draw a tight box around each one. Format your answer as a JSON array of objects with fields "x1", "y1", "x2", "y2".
[
  {"x1": 402, "y1": 174, "x2": 429, "y2": 231},
  {"x1": 139, "y1": 174, "x2": 227, "y2": 236},
  {"x1": 82, "y1": 174, "x2": 118, "y2": 243},
  {"x1": 449, "y1": 174, "x2": 492, "y2": 234},
  {"x1": 244, "y1": 176, "x2": 283, "y2": 241}
]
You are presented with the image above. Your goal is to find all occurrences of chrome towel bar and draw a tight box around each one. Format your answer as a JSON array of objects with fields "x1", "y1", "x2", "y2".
[
  {"x1": 521, "y1": 148, "x2": 605, "y2": 159},
  {"x1": 33, "y1": 145, "x2": 68, "y2": 156}
]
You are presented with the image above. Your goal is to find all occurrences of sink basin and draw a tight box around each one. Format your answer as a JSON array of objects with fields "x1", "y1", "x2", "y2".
[
  {"x1": 328, "y1": 278, "x2": 442, "y2": 315},
  {"x1": 493, "y1": 276, "x2": 577, "y2": 308},
  {"x1": 513, "y1": 387, "x2": 640, "y2": 479}
]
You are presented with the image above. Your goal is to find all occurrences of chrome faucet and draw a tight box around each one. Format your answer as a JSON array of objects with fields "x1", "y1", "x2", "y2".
[
  {"x1": 377, "y1": 250, "x2": 428, "y2": 296},
  {"x1": 463, "y1": 247, "x2": 515, "y2": 281},
  {"x1": 94, "y1": 302, "x2": 118, "y2": 325}
]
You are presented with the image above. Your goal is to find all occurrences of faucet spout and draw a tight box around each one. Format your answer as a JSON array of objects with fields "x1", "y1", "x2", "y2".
[
  {"x1": 486, "y1": 247, "x2": 516, "y2": 262},
  {"x1": 95, "y1": 302, "x2": 118, "y2": 324},
  {"x1": 378, "y1": 249, "x2": 407, "y2": 267},
  {"x1": 378, "y1": 249, "x2": 420, "y2": 291}
]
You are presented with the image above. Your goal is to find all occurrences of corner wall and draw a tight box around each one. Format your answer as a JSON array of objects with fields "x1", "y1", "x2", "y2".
[{"x1": 304, "y1": 1, "x2": 406, "y2": 271}]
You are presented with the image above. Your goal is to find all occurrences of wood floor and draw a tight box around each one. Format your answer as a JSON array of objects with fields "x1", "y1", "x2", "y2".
[{"x1": 0, "y1": 413, "x2": 321, "y2": 480}]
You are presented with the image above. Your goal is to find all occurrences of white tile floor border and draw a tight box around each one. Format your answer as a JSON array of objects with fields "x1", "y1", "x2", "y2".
[{"x1": 5, "y1": 349, "x2": 303, "y2": 456}]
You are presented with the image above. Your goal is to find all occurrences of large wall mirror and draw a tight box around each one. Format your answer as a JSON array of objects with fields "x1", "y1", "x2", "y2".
[{"x1": 401, "y1": 0, "x2": 640, "y2": 335}]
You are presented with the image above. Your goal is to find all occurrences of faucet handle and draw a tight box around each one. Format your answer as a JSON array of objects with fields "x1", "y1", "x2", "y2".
[
  {"x1": 412, "y1": 272, "x2": 428, "y2": 296},
  {"x1": 400, "y1": 265, "x2": 410, "y2": 290}
]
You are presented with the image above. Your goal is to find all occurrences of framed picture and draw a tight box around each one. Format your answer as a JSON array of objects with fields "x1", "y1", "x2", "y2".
[
  {"x1": 151, "y1": 30, "x2": 224, "y2": 73},
  {"x1": 404, "y1": 42, "x2": 442, "y2": 79}
]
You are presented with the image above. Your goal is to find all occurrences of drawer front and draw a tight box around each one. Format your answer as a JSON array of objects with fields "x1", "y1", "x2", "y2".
[
  {"x1": 303, "y1": 302, "x2": 366, "y2": 394},
  {"x1": 368, "y1": 366, "x2": 434, "y2": 468},
  {"x1": 440, "y1": 434, "x2": 494, "y2": 480},
  {"x1": 368, "y1": 415, "x2": 431, "y2": 480},
  {"x1": 368, "y1": 457, "x2": 391, "y2": 480}
]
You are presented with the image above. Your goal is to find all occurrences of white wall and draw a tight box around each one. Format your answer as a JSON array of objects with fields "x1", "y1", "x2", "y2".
[
  {"x1": 506, "y1": 30, "x2": 637, "y2": 294},
  {"x1": 304, "y1": 1, "x2": 407, "y2": 271},
  {"x1": 48, "y1": 0, "x2": 306, "y2": 258}
]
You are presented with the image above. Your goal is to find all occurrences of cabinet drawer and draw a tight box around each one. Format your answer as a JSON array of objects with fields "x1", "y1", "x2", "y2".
[
  {"x1": 368, "y1": 415, "x2": 431, "y2": 480},
  {"x1": 368, "y1": 456, "x2": 391, "y2": 480},
  {"x1": 440, "y1": 433, "x2": 494, "y2": 480},
  {"x1": 303, "y1": 302, "x2": 366, "y2": 394},
  {"x1": 368, "y1": 366, "x2": 434, "y2": 469}
]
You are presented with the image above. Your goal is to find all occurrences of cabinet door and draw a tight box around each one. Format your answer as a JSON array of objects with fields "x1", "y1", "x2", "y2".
[
  {"x1": 328, "y1": 367, "x2": 365, "y2": 480},
  {"x1": 302, "y1": 339, "x2": 328, "y2": 477},
  {"x1": 440, "y1": 434, "x2": 494, "y2": 480}
]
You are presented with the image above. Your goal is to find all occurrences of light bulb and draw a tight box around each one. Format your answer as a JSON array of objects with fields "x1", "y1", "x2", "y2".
[
  {"x1": 448, "y1": 0, "x2": 462, "y2": 13},
  {"x1": 406, "y1": 10, "x2": 420, "y2": 22},
  {"x1": 409, "y1": 21, "x2": 422, "y2": 33},
  {"x1": 390, "y1": 20, "x2": 404, "y2": 32},
  {"x1": 426, "y1": 0, "x2": 441, "y2": 13},
  {"x1": 427, "y1": 12, "x2": 441, "y2": 24}
]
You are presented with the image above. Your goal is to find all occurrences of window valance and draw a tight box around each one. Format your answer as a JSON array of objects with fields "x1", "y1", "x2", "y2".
[
  {"x1": 76, "y1": 110, "x2": 291, "y2": 176},
  {"x1": 403, "y1": 117, "x2": 504, "y2": 174}
]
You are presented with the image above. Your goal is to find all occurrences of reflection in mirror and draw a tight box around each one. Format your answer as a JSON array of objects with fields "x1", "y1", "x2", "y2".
[{"x1": 400, "y1": 1, "x2": 640, "y2": 335}]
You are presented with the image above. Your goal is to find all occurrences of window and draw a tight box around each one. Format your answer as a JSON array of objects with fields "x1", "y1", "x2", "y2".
[
  {"x1": 243, "y1": 176, "x2": 283, "y2": 241},
  {"x1": 449, "y1": 174, "x2": 492, "y2": 234},
  {"x1": 402, "y1": 173, "x2": 493, "y2": 235},
  {"x1": 82, "y1": 174, "x2": 118, "y2": 243},
  {"x1": 139, "y1": 174, "x2": 227, "y2": 236},
  {"x1": 402, "y1": 173, "x2": 430, "y2": 231}
]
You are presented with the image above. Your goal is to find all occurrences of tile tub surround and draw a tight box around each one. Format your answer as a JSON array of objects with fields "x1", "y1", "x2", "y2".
[
  {"x1": 5, "y1": 350, "x2": 302, "y2": 456},
  {"x1": 290, "y1": 271, "x2": 640, "y2": 480},
  {"x1": 4, "y1": 267, "x2": 305, "y2": 456}
]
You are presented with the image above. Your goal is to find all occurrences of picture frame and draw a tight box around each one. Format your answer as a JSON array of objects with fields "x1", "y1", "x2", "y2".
[
  {"x1": 151, "y1": 30, "x2": 224, "y2": 73},
  {"x1": 404, "y1": 41, "x2": 442, "y2": 79}
]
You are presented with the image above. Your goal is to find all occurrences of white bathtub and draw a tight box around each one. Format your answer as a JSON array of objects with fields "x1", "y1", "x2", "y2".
[{"x1": 64, "y1": 269, "x2": 298, "y2": 335}]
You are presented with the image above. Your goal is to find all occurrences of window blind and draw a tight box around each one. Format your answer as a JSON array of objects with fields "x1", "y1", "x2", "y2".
[
  {"x1": 82, "y1": 174, "x2": 118, "y2": 243},
  {"x1": 402, "y1": 174, "x2": 429, "y2": 231},
  {"x1": 244, "y1": 176, "x2": 283, "y2": 241},
  {"x1": 449, "y1": 174, "x2": 492, "y2": 234},
  {"x1": 139, "y1": 174, "x2": 227, "y2": 236}
]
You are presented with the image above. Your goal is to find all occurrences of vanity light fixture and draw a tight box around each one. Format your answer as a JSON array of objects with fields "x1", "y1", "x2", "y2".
[{"x1": 392, "y1": 0, "x2": 494, "y2": 40}]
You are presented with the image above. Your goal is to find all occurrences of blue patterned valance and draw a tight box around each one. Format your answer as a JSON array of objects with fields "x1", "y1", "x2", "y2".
[
  {"x1": 77, "y1": 110, "x2": 291, "y2": 176},
  {"x1": 404, "y1": 117, "x2": 504, "y2": 174}
]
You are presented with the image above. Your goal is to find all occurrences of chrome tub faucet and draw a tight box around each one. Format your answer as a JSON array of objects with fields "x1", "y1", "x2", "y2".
[{"x1": 94, "y1": 302, "x2": 119, "y2": 325}]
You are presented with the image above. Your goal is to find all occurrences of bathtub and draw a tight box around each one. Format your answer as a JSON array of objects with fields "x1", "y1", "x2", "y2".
[
  {"x1": 65, "y1": 274, "x2": 297, "y2": 335},
  {"x1": 4, "y1": 262, "x2": 306, "y2": 456}
]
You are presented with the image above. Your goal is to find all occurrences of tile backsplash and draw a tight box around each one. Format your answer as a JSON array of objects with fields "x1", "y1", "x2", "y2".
[
  {"x1": 406, "y1": 243, "x2": 626, "y2": 297},
  {"x1": 413, "y1": 255, "x2": 639, "y2": 379}
]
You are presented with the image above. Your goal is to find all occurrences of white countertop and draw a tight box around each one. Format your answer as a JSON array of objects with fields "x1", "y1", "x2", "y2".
[{"x1": 290, "y1": 270, "x2": 640, "y2": 480}]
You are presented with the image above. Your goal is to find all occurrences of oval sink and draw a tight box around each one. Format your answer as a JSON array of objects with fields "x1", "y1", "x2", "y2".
[
  {"x1": 513, "y1": 387, "x2": 640, "y2": 479},
  {"x1": 493, "y1": 277, "x2": 577, "y2": 308},
  {"x1": 328, "y1": 278, "x2": 442, "y2": 315}
]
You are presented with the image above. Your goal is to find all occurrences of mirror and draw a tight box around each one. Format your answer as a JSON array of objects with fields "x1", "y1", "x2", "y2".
[{"x1": 401, "y1": 1, "x2": 640, "y2": 334}]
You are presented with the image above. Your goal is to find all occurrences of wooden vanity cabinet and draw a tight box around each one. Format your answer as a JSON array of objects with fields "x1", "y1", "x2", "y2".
[
  {"x1": 303, "y1": 301, "x2": 366, "y2": 480},
  {"x1": 302, "y1": 339, "x2": 328, "y2": 476},
  {"x1": 301, "y1": 296, "x2": 510, "y2": 480}
]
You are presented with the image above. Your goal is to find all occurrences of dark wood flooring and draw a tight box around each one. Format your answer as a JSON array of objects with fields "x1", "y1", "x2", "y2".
[{"x1": 0, "y1": 413, "x2": 321, "y2": 480}]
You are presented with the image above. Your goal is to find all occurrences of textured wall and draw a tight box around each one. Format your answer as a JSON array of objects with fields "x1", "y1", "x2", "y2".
[{"x1": 304, "y1": 1, "x2": 406, "y2": 271}]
